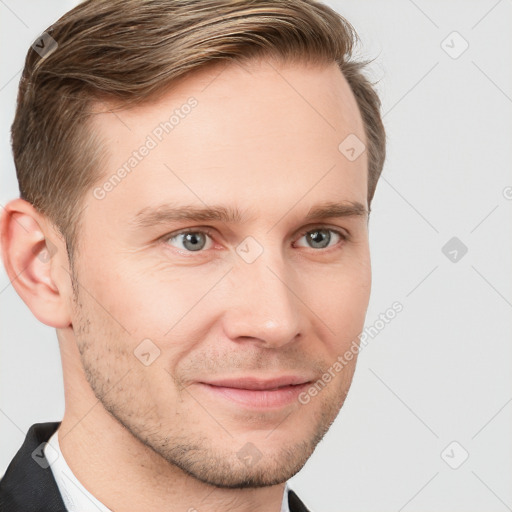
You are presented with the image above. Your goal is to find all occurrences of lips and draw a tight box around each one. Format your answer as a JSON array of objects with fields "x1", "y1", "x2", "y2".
[
  {"x1": 202, "y1": 375, "x2": 312, "y2": 390},
  {"x1": 197, "y1": 375, "x2": 314, "y2": 409}
]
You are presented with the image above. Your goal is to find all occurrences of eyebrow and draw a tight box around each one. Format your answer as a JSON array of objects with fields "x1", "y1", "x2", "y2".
[{"x1": 129, "y1": 200, "x2": 368, "y2": 230}]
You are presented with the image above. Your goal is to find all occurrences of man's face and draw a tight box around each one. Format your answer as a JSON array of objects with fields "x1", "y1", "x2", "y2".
[{"x1": 69, "y1": 58, "x2": 370, "y2": 487}]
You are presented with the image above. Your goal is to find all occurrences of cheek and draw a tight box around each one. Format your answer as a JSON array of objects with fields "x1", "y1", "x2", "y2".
[
  {"x1": 72, "y1": 289, "x2": 182, "y2": 412},
  {"x1": 77, "y1": 250, "x2": 194, "y2": 339},
  {"x1": 304, "y1": 256, "x2": 371, "y2": 333},
  {"x1": 73, "y1": 254, "x2": 229, "y2": 391}
]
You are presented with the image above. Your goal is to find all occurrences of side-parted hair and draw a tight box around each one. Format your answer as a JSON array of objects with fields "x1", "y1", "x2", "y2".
[{"x1": 11, "y1": 0, "x2": 386, "y2": 265}]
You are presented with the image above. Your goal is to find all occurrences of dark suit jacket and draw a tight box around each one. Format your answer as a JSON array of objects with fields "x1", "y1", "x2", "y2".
[{"x1": 0, "y1": 422, "x2": 311, "y2": 512}]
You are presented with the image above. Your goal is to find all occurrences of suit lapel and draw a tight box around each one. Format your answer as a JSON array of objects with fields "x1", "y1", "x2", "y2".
[
  {"x1": 0, "y1": 422, "x2": 67, "y2": 512},
  {"x1": 288, "y1": 488, "x2": 311, "y2": 512}
]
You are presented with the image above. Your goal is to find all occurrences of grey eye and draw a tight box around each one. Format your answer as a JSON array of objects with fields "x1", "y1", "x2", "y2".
[
  {"x1": 167, "y1": 231, "x2": 212, "y2": 252},
  {"x1": 296, "y1": 229, "x2": 343, "y2": 249},
  {"x1": 307, "y1": 229, "x2": 331, "y2": 249}
]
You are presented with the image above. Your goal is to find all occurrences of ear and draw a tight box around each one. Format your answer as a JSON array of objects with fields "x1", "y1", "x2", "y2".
[{"x1": 0, "y1": 198, "x2": 72, "y2": 328}]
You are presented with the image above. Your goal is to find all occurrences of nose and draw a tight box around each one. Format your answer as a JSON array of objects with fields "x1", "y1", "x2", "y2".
[{"x1": 220, "y1": 249, "x2": 304, "y2": 349}]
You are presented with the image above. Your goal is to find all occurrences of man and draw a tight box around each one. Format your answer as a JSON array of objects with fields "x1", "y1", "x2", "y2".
[{"x1": 0, "y1": 0, "x2": 385, "y2": 510}]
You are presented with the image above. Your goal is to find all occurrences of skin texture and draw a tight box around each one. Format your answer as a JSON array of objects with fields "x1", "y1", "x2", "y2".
[{"x1": 1, "y1": 58, "x2": 371, "y2": 512}]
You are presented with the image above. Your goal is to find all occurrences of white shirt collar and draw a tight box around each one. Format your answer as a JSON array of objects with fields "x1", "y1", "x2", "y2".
[
  {"x1": 45, "y1": 429, "x2": 290, "y2": 512},
  {"x1": 44, "y1": 429, "x2": 112, "y2": 511}
]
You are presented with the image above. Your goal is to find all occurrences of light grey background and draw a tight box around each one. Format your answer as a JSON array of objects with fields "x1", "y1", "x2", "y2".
[{"x1": 1, "y1": 1, "x2": 511, "y2": 511}]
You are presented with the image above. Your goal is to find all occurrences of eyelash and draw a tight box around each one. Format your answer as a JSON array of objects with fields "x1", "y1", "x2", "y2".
[{"x1": 162, "y1": 226, "x2": 348, "y2": 255}]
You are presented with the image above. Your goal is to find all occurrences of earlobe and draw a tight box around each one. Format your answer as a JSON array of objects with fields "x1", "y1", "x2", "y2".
[{"x1": 0, "y1": 198, "x2": 72, "y2": 329}]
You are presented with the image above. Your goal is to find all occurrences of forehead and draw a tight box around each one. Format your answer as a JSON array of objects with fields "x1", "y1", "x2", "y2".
[{"x1": 85, "y1": 59, "x2": 368, "y2": 230}]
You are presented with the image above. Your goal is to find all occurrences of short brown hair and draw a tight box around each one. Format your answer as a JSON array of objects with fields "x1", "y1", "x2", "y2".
[{"x1": 12, "y1": 0, "x2": 385, "y2": 265}]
